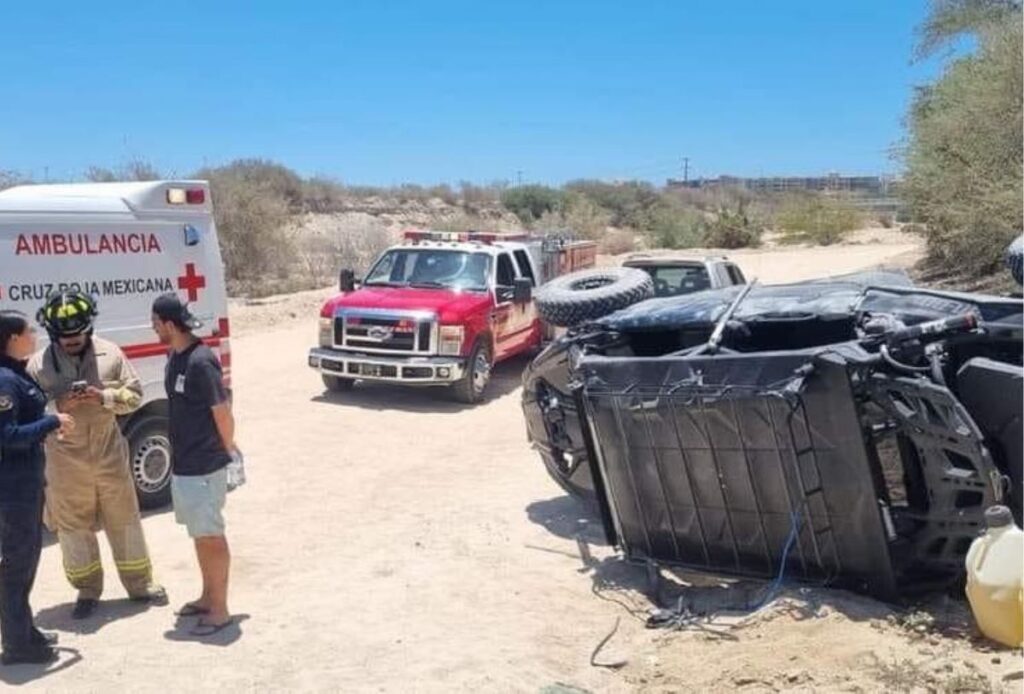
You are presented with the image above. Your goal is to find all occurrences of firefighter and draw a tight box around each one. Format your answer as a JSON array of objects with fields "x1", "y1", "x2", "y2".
[
  {"x1": 29, "y1": 292, "x2": 167, "y2": 620},
  {"x1": 0, "y1": 311, "x2": 74, "y2": 664}
]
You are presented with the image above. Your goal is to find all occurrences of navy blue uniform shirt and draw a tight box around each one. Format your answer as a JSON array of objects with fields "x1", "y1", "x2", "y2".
[{"x1": 0, "y1": 356, "x2": 60, "y2": 504}]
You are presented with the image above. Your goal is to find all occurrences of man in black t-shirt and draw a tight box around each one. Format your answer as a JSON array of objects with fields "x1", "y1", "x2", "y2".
[{"x1": 151, "y1": 294, "x2": 235, "y2": 637}]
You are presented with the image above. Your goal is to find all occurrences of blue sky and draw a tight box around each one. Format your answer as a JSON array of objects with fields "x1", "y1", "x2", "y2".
[{"x1": 1, "y1": 1, "x2": 942, "y2": 185}]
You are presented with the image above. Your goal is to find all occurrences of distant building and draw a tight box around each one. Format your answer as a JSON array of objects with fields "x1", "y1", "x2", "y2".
[{"x1": 667, "y1": 173, "x2": 898, "y2": 196}]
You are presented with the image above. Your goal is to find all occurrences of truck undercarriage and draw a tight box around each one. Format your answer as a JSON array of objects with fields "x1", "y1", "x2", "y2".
[{"x1": 522, "y1": 271, "x2": 1023, "y2": 599}]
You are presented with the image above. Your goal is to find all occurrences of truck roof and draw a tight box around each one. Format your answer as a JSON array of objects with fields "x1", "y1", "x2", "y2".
[
  {"x1": 392, "y1": 239, "x2": 531, "y2": 256},
  {"x1": 397, "y1": 229, "x2": 534, "y2": 256},
  {"x1": 0, "y1": 180, "x2": 212, "y2": 215},
  {"x1": 624, "y1": 254, "x2": 728, "y2": 267}
]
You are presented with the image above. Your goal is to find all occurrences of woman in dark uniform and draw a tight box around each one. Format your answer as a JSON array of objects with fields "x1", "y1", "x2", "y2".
[{"x1": 0, "y1": 311, "x2": 74, "y2": 665}]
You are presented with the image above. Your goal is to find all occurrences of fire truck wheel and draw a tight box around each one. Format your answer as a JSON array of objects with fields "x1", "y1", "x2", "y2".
[
  {"x1": 535, "y1": 267, "x2": 654, "y2": 327},
  {"x1": 322, "y1": 375, "x2": 355, "y2": 392},
  {"x1": 452, "y1": 341, "x2": 492, "y2": 404}
]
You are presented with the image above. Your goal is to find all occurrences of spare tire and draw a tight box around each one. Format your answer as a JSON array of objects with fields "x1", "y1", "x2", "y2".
[{"x1": 536, "y1": 267, "x2": 654, "y2": 327}]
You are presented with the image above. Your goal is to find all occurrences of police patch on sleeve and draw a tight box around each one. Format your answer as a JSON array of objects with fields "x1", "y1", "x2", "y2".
[{"x1": 0, "y1": 395, "x2": 12, "y2": 412}]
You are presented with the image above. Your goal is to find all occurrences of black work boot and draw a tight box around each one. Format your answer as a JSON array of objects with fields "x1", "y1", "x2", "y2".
[
  {"x1": 1, "y1": 645, "x2": 57, "y2": 665},
  {"x1": 31, "y1": 629, "x2": 57, "y2": 647},
  {"x1": 71, "y1": 598, "x2": 99, "y2": 620}
]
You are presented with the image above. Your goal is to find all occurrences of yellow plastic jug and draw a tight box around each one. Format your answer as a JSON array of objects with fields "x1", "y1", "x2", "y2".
[{"x1": 965, "y1": 505, "x2": 1024, "y2": 648}]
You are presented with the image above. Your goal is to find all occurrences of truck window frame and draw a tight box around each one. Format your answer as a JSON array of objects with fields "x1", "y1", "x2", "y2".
[
  {"x1": 512, "y1": 249, "x2": 536, "y2": 286},
  {"x1": 495, "y1": 252, "x2": 518, "y2": 303}
]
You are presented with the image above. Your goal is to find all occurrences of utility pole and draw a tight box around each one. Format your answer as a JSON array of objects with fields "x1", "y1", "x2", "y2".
[
  {"x1": 682, "y1": 157, "x2": 690, "y2": 183},
  {"x1": 516, "y1": 170, "x2": 523, "y2": 186}
]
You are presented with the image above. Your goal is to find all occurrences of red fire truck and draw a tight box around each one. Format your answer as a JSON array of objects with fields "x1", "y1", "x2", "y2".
[{"x1": 308, "y1": 230, "x2": 596, "y2": 403}]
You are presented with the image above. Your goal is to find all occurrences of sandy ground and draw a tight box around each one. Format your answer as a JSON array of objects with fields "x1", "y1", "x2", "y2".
[{"x1": 7, "y1": 232, "x2": 1023, "y2": 693}]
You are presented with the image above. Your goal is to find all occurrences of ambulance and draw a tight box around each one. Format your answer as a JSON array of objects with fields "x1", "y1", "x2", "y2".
[{"x1": 0, "y1": 181, "x2": 231, "y2": 508}]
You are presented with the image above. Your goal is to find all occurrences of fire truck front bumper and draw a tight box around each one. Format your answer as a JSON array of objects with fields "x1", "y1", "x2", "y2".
[{"x1": 308, "y1": 348, "x2": 467, "y2": 385}]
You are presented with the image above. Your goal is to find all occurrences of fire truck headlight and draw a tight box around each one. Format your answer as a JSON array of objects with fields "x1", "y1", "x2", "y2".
[{"x1": 439, "y1": 325, "x2": 464, "y2": 355}]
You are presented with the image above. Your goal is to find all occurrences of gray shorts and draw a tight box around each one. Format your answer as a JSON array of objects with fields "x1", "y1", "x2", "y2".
[{"x1": 172, "y1": 468, "x2": 227, "y2": 538}]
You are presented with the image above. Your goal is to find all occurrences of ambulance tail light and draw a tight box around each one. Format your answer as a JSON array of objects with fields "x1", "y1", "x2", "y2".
[
  {"x1": 216, "y1": 318, "x2": 232, "y2": 388},
  {"x1": 167, "y1": 188, "x2": 207, "y2": 205}
]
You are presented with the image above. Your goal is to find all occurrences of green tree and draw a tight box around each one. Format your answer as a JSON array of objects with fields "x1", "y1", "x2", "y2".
[{"x1": 903, "y1": 0, "x2": 1023, "y2": 277}]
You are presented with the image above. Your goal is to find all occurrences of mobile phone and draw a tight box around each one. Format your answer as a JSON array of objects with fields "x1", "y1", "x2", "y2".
[{"x1": 71, "y1": 381, "x2": 88, "y2": 394}]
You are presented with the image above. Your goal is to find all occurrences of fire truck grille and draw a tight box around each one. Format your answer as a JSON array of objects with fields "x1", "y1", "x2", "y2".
[{"x1": 334, "y1": 315, "x2": 434, "y2": 354}]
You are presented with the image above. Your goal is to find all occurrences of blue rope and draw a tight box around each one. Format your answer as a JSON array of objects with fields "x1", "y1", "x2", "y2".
[{"x1": 751, "y1": 507, "x2": 804, "y2": 611}]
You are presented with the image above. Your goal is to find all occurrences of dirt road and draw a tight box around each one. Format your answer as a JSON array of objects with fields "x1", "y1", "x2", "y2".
[{"x1": 7, "y1": 234, "x2": 1021, "y2": 692}]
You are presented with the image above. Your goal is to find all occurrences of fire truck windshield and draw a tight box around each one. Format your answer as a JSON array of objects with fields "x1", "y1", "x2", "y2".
[{"x1": 364, "y1": 249, "x2": 493, "y2": 292}]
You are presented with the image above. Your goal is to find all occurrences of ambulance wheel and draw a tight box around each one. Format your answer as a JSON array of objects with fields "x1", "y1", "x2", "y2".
[
  {"x1": 452, "y1": 341, "x2": 491, "y2": 404},
  {"x1": 322, "y1": 375, "x2": 355, "y2": 392},
  {"x1": 125, "y1": 415, "x2": 173, "y2": 510}
]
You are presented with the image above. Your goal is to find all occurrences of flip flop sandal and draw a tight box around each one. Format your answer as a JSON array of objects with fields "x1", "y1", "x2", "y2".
[
  {"x1": 190, "y1": 619, "x2": 234, "y2": 637},
  {"x1": 175, "y1": 603, "x2": 210, "y2": 617}
]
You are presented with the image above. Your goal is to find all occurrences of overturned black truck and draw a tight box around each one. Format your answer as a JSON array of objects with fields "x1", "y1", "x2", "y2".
[{"x1": 523, "y1": 268, "x2": 1023, "y2": 600}]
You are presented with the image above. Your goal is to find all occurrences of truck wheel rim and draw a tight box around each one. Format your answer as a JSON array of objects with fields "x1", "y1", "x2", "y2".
[
  {"x1": 473, "y1": 352, "x2": 491, "y2": 394},
  {"x1": 133, "y1": 435, "x2": 171, "y2": 493}
]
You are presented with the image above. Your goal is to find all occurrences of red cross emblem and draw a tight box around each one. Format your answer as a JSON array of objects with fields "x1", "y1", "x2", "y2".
[{"x1": 177, "y1": 263, "x2": 207, "y2": 302}]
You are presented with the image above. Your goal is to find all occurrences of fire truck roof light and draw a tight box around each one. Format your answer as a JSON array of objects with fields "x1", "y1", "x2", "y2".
[{"x1": 402, "y1": 229, "x2": 530, "y2": 245}]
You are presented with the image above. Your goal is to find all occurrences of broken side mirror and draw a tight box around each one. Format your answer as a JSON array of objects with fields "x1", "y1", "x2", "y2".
[{"x1": 513, "y1": 278, "x2": 533, "y2": 304}]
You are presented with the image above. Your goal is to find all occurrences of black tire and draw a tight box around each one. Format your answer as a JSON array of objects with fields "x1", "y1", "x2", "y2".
[
  {"x1": 124, "y1": 415, "x2": 172, "y2": 510},
  {"x1": 323, "y1": 374, "x2": 355, "y2": 392},
  {"x1": 536, "y1": 267, "x2": 654, "y2": 327},
  {"x1": 541, "y1": 451, "x2": 598, "y2": 510},
  {"x1": 452, "y1": 340, "x2": 492, "y2": 404}
]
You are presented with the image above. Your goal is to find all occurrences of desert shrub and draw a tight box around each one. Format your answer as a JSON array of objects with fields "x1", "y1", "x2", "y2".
[
  {"x1": 775, "y1": 195, "x2": 863, "y2": 245},
  {"x1": 432, "y1": 213, "x2": 494, "y2": 233},
  {"x1": 194, "y1": 163, "x2": 296, "y2": 294},
  {"x1": 85, "y1": 158, "x2": 162, "y2": 182},
  {"x1": 903, "y1": 0, "x2": 1023, "y2": 278},
  {"x1": 459, "y1": 181, "x2": 503, "y2": 207},
  {"x1": 558, "y1": 193, "x2": 612, "y2": 239},
  {"x1": 425, "y1": 184, "x2": 458, "y2": 206},
  {"x1": 598, "y1": 229, "x2": 636, "y2": 255},
  {"x1": 195, "y1": 159, "x2": 304, "y2": 210},
  {"x1": 302, "y1": 176, "x2": 349, "y2": 213},
  {"x1": 295, "y1": 223, "x2": 392, "y2": 287},
  {"x1": 702, "y1": 203, "x2": 764, "y2": 248},
  {"x1": 500, "y1": 185, "x2": 564, "y2": 224},
  {"x1": 647, "y1": 203, "x2": 705, "y2": 249},
  {"x1": 564, "y1": 179, "x2": 661, "y2": 228}
]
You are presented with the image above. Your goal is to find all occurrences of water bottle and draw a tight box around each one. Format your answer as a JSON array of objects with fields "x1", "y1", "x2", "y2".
[{"x1": 226, "y1": 448, "x2": 246, "y2": 492}]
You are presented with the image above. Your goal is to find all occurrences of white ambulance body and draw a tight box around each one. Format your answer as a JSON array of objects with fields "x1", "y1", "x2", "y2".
[{"x1": 0, "y1": 181, "x2": 230, "y2": 508}]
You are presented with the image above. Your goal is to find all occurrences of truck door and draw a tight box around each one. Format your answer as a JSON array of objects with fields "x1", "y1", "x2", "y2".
[{"x1": 493, "y1": 252, "x2": 534, "y2": 360}]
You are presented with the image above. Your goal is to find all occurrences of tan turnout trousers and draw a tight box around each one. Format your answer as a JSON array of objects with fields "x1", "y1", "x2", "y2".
[{"x1": 29, "y1": 337, "x2": 158, "y2": 600}]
